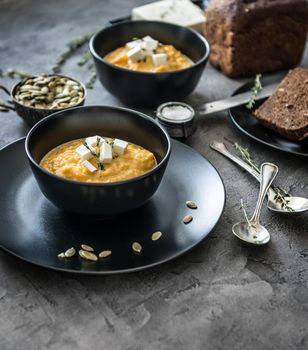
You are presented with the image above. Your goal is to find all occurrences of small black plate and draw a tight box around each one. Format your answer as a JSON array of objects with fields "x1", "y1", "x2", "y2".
[
  {"x1": 229, "y1": 72, "x2": 308, "y2": 157},
  {"x1": 0, "y1": 138, "x2": 225, "y2": 274}
]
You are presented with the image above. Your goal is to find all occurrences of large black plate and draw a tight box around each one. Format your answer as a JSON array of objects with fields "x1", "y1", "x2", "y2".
[
  {"x1": 229, "y1": 72, "x2": 308, "y2": 157},
  {"x1": 0, "y1": 138, "x2": 225, "y2": 274}
]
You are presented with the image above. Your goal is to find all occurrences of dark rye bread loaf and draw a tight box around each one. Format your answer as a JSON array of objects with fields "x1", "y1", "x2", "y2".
[
  {"x1": 254, "y1": 68, "x2": 308, "y2": 141},
  {"x1": 204, "y1": 0, "x2": 308, "y2": 78}
]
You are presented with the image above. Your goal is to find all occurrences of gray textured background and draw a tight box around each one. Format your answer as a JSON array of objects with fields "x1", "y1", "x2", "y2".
[{"x1": 0, "y1": 1, "x2": 307, "y2": 349}]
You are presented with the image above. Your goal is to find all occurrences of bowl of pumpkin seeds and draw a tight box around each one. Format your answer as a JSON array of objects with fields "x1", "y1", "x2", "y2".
[{"x1": 11, "y1": 74, "x2": 86, "y2": 126}]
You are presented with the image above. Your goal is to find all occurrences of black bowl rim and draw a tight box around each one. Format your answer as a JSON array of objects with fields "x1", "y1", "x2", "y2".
[
  {"x1": 11, "y1": 74, "x2": 87, "y2": 113},
  {"x1": 25, "y1": 105, "x2": 171, "y2": 187},
  {"x1": 89, "y1": 20, "x2": 210, "y2": 76}
]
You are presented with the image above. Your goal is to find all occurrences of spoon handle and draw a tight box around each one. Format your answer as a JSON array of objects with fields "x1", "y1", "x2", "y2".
[
  {"x1": 210, "y1": 142, "x2": 261, "y2": 181},
  {"x1": 250, "y1": 163, "x2": 278, "y2": 225}
]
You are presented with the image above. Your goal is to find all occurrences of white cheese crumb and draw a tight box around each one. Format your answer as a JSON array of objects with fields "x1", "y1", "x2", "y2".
[
  {"x1": 82, "y1": 160, "x2": 97, "y2": 173},
  {"x1": 76, "y1": 145, "x2": 92, "y2": 161},
  {"x1": 126, "y1": 39, "x2": 143, "y2": 50},
  {"x1": 99, "y1": 142, "x2": 113, "y2": 163},
  {"x1": 152, "y1": 53, "x2": 167, "y2": 67},
  {"x1": 127, "y1": 46, "x2": 145, "y2": 62},
  {"x1": 113, "y1": 139, "x2": 128, "y2": 155},
  {"x1": 141, "y1": 36, "x2": 158, "y2": 51},
  {"x1": 85, "y1": 135, "x2": 104, "y2": 147}
]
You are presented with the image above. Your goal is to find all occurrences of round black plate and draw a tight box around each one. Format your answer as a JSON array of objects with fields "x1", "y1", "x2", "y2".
[
  {"x1": 0, "y1": 138, "x2": 225, "y2": 274},
  {"x1": 229, "y1": 72, "x2": 308, "y2": 157}
]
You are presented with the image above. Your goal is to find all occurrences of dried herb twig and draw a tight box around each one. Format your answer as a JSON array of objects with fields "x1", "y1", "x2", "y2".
[
  {"x1": 239, "y1": 199, "x2": 255, "y2": 228},
  {"x1": 233, "y1": 142, "x2": 292, "y2": 211},
  {"x1": 83, "y1": 140, "x2": 103, "y2": 171},
  {"x1": 246, "y1": 74, "x2": 262, "y2": 110},
  {"x1": 77, "y1": 50, "x2": 92, "y2": 67},
  {"x1": 6, "y1": 68, "x2": 31, "y2": 79},
  {"x1": 52, "y1": 32, "x2": 93, "y2": 73},
  {"x1": 85, "y1": 65, "x2": 97, "y2": 89}
]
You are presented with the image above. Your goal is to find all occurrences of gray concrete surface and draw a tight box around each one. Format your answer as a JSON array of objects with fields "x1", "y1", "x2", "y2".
[{"x1": 0, "y1": 1, "x2": 307, "y2": 349}]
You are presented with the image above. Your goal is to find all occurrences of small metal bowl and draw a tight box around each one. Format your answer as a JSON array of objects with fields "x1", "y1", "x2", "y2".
[
  {"x1": 0, "y1": 74, "x2": 86, "y2": 126},
  {"x1": 156, "y1": 101, "x2": 196, "y2": 139}
]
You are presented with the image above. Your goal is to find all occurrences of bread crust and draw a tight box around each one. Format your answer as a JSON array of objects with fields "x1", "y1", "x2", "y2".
[
  {"x1": 254, "y1": 68, "x2": 308, "y2": 141},
  {"x1": 204, "y1": 0, "x2": 308, "y2": 77}
]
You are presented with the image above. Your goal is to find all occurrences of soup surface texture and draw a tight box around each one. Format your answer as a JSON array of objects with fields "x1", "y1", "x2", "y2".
[
  {"x1": 40, "y1": 138, "x2": 156, "y2": 183},
  {"x1": 104, "y1": 42, "x2": 192, "y2": 73}
]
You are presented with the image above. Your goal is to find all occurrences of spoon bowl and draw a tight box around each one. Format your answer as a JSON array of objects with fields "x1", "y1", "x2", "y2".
[
  {"x1": 232, "y1": 162, "x2": 278, "y2": 245},
  {"x1": 267, "y1": 191, "x2": 308, "y2": 214},
  {"x1": 232, "y1": 222, "x2": 270, "y2": 245}
]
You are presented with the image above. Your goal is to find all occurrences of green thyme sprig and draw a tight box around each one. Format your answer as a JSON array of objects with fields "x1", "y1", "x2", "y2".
[
  {"x1": 83, "y1": 140, "x2": 103, "y2": 171},
  {"x1": 239, "y1": 199, "x2": 254, "y2": 228},
  {"x1": 85, "y1": 67, "x2": 97, "y2": 89},
  {"x1": 2, "y1": 32, "x2": 97, "y2": 96},
  {"x1": 6, "y1": 68, "x2": 31, "y2": 79},
  {"x1": 52, "y1": 32, "x2": 93, "y2": 73},
  {"x1": 246, "y1": 74, "x2": 262, "y2": 110},
  {"x1": 233, "y1": 142, "x2": 293, "y2": 211},
  {"x1": 77, "y1": 50, "x2": 92, "y2": 67}
]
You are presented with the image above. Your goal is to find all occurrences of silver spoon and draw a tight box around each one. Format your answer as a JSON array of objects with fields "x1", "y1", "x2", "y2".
[
  {"x1": 210, "y1": 141, "x2": 308, "y2": 214},
  {"x1": 232, "y1": 162, "x2": 278, "y2": 245}
]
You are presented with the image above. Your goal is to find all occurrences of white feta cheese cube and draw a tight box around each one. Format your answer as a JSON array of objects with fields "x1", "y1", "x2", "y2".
[
  {"x1": 99, "y1": 142, "x2": 113, "y2": 163},
  {"x1": 127, "y1": 46, "x2": 145, "y2": 62},
  {"x1": 76, "y1": 145, "x2": 92, "y2": 161},
  {"x1": 141, "y1": 36, "x2": 158, "y2": 51},
  {"x1": 151, "y1": 53, "x2": 167, "y2": 67},
  {"x1": 126, "y1": 39, "x2": 142, "y2": 50},
  {"x1": 113, "y1": 139, "x2": 128, "y2": 155},
  {"x1": 82, "y1": 160, "x2": 97, "y2": 173},
  {"x1": 85, "y1": 135, "x2": 104, "y2": 147}
]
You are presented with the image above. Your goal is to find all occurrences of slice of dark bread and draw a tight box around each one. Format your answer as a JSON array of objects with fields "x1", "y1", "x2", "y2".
[
  {"x1": 204, "y1": 0, "x2": 308, "y2": 78},
  {"x1": 254, "y1": 68, "x2": 308, "y2": 141}
]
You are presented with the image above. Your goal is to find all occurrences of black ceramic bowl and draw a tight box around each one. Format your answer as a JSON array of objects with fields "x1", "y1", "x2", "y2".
[
  {"x1": 25, "y1": 105, "x2": 171, "y2": 217},
  {"x1": 89, "y1": 20, "x2": 210, "y2": 106}
]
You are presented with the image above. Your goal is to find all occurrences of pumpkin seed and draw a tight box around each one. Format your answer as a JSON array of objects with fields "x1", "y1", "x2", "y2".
[
  {"x1": 17, "y1": 93, "x2": 31, "y2": 100},
  {"x1": 151, "y1": 231, "x2": 162, "y2": 241},
  {"x1": 70, "y1": 90, "x2": 78, "y2": 97},
  {"x1": 20, "y1": 85, "x2": 37, "y2": 91},
  {"x1": 99, "y1": 250, "x2": 112, "y2": 258},
  {"x1": 66, "y1": 80, "x2": 78, "y2": 86},
  {"x1": 55, "y1": 93, "x2": 69, "y2": 99},
  {"x1": 41, "y1": 86, "x2": 49, "y2": 94},
  {"x1": 81, "y1": 244, "x2": 94, "y2": 252},
  {"x1": 183, "y1": 215, "x2": 193, "y2": 224},
  {"x1": 64, "y1": 247, "x2": 76, "y2": 258},
  {"x1": 30, "y1": 91, "x2": 45, "y2": 96},
  {"x1": 55, "y1": 86, "x2": 63, "y2": 94},
  {"x1": 132, "y1": 242, "x2": 142, "y2": 253},
  {"x1": 79, "y1": 249, "x2": 98, "y2": 261},
  {"x1": 34, "y1": 96, "x2": 47, "y2": 101},
  {"x1": 186, "y1": 201, "x2": 198, "y2": 209},
  {"x1": 56, "y1": 96, "x2": 71, "y2": 103},
  {"x1": 35, "y1": 80, "x2": 48, "y2": 86},
  {"x1": 57, "y1": 252, "x2": 65, "y2": 259},
  {"x1": 48, "y1": 81, "x2": 56, "y2": 89}
]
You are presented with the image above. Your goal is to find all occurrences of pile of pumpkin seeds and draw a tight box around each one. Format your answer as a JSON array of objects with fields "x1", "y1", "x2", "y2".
[{"x1": 14, "y1": 74, "x2": 84, "y2": 110}]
